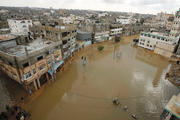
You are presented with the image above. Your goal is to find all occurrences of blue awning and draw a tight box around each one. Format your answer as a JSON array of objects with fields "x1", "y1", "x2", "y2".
[
  {"x1": 48, "y1": 69, "x2": 53, "y2": 75},
  {"x1": 54, "y1": 60, "x2": 64, "y2": 70},
  {"x1": 47, "y1": 60, "x2": 64, "y2": 75}
]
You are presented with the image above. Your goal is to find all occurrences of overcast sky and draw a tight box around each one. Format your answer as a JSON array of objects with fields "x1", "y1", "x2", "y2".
[{"x1": 1, "y1": 0, "x2": 180, "y2": 14}]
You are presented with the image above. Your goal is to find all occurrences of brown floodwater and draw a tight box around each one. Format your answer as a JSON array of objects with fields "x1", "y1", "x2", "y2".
[{"x1": 0, "y1": 37, "x2": 179, "y2": 120}]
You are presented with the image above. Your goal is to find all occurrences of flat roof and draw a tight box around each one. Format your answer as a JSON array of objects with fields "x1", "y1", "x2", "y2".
[
  {"x1": 141, "y1": 32, "x2": 168, "y2": 39},
  {"x1": 2, "y1": 38, "x2": 55, "y2": 57},
  {"x1": 165, "y1": 93, "x2": 180, "y2": 119}
]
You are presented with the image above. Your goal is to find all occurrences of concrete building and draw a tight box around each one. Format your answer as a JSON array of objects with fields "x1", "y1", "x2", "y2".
[
  {"x1": 76, "y1": 30, "x2": 92, "y2": 41},
  {"x1": 0, "y1": 35, "x2": 63, "y2": 91},
  {"x1": 110, "y1": 27, "x2": 122, "y2": 36},
  {"x1": 7, "y1": 19, "x2": 33, "y2": 35},
  {"x1": 175, "y1": 36, "x2": 180, "y2": 57},
  {"x1": 168, "y1": 9, "x2": 180, "y2": 43},
  {"x1": 95, "y1": 31, "x2": 109, "y2": 42},
  {"x1": 39, "y1": 23, "x2": 77, "y2": 59},
  {"x1": 59, "y1": 17, "x2": 74, "y2": 24},
  {"x1": 161, "y1": 93, "x2": 180, "y2": 120},
  {"x1": 98, "y1": 13, "x2": 108, "y2": 18},
  {"x1": 138, "y1": 32, "x2": 177, "y2": 58},
  {"x1": 116, "y1": 17, "x2": 136, "y2": 25},
  {"x1": 116, "y1": 17, "x2": 131, "y2": 24},
  {"x1": 138, "y1": 32, "x2": 169, "y2": 50},
  {"x1": 0, "y1": 28, "x2": 10, "y2": 34},
  {"x1": 154, "y1": 42, "x2": 176, "y2": 58}
]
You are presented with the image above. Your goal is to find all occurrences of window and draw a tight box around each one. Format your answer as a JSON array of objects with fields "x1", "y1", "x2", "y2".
[
  {"x1": 23, "y1": 62, "x2": 29, "y2": 68},
  {"x1": 48, "y1": 60, "x2": 51, "y2": 64},
  {"x1": 39, "y1": 65, "x2": 45, "y2": 71},
  {"x1": 22, "y1": 25, "x2": 27, "y2": 28},
  {"x1": 20, "y1": 21, "x2": 25, "y2": 23},
  {"x1": 147, "y1": 41, "x2": 150, "y2": 43},
  {"x1": 37, "y1": 56, "x2": 43, "y2": 61},
  {"x1": 62, "y1": 40, "x2": 67, "y2": 45},
  {"x1": 150, "y1": 45, "x2": 152, "y2": 47},
  {"x1": 8, "y1": 62, "x2": 13, "y2": 66},
  {"x1": 147, "y1": 44, "x2": 149, "y2": 47},
  {"x1": 24, "y1": 71, "x2": 32, "y2": 80},
  {"x1": 46, "y1": 51, "x2": 49, "y2": 55}
]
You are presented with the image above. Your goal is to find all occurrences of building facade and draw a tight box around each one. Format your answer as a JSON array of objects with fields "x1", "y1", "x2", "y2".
[
  {"x1": 0, "y1": 36, "x2": 63, "y2": 91},
  {"x1": 110, "y1": 27, "x2": 122, "y2": 36},
  {"x1": 38, "y1": 23, "x2": 77, "y2": 59},
  {"x1": 154, "y1": 42, "x2": 176, "y2": 58},
  {"x1": 7, "y1": 19, "x2": 33, "y2": 35},
  {"x1": 168, "y1": 9, "x2": 180, "y2": 43},
  {"x1": 138, "y1": 32, "x2": 169, "y2": 50}
]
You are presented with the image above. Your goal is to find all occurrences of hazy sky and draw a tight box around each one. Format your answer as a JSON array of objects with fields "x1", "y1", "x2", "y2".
[{"x1": 1, "y1": 0, "x2": 180, "y2": 14}]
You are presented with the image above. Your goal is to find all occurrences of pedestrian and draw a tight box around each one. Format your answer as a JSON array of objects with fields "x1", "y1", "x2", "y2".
[
  {"x1": 29, "y1": 89, "x2": 32, "y2": 95},
  {"x1": 81, "y1": 56, "x2": 83, "y2": 60},
  {"x1": 83, "y1": 59, "x2": 86, "y2": 65}
]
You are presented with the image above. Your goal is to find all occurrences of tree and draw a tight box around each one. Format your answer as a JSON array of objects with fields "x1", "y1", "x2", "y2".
[
  {"x1": 97, "y1": 45, "x2": 104, "y2": 51},
  {"x1": 115, "y1": 36, "x2": 120, "y2": 43},
  {"x1": 140, "y1": 18, "x2": 145, "y2": 25}
]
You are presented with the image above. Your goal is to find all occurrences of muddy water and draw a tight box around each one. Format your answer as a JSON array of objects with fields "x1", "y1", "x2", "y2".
[{"x1": 0, "y1": 37, "x2": 179, "y2": 120}]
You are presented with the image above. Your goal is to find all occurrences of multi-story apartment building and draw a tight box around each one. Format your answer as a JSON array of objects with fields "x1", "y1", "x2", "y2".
[
  {"x1": 110, "y1": 27, "x2": 122, "y2": 36},
  {"x1": 168, "y1": 9, "x2": 180, "y2": 43},
  {"x1": 0, "y1": 34, "x2": 63, "y2": 91},
  {"x1": 7, "y1": 19, "x2": 33, "y2": 35},
  {"x1": 138, "y1": 32, "x2": 176, "y2": 58},
  {"x1": 95, "y1": 31, "x2": 109, "y2": 42},
  {"x1": 39, "y1": 23, "x2": 77, "y2": 59},
  {"x1": 138, "y1": 32, "x2": 169, "y2": 50}
]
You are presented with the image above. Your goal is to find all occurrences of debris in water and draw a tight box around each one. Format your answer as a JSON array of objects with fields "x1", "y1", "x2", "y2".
[
  {"x1": 112, "y1": 97, "x2": 120, "y2": 105},
  {"x1": 123, "y1": 105, "x2": 128, "y2": 111},
  {"x1": 131, "y1": 114, "x2": 137, "y2": 119}
]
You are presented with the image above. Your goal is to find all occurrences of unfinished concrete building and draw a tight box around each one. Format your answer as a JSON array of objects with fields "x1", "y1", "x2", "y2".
[
  {"x1": 0, "y1": 34, "x2": 63, "y2": 91},
  {"x1": 31, "y1": 22, "x2": 77, "y2": 59}
]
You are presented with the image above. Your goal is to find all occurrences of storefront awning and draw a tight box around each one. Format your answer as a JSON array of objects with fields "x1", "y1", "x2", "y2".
[{"x1": 48, "y1": 60, "x2": 64, "y2": 75}]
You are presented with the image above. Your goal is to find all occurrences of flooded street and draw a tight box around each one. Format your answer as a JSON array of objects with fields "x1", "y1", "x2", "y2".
[{"x1": 0, "y1": 36, "x2": 179, "y2": 120}]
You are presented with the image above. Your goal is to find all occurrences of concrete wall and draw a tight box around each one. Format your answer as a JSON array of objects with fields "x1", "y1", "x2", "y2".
[
  {"x1": 154, "y1": 47, "x2": 173, "y2": 58},
  {"x1": 0, "y1": 40, "x2": 17, "y2": 50},
  {"x1": 77, "y1": 31, "x2": 92, "y2": 41},
  {"x1": 0, "y1": 48, "x2": 63, "y2": 87},
  {"x1": 8, "y1": 19, "x2": 32, "y2": 34}
]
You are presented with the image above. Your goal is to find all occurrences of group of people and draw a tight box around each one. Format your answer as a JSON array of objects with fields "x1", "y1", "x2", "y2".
[
  {"x1": 0, "y1": 105, "x2": 31, "y2": 120},
  {"x1": 81, "y1": 56, "x2": 87, "y2": 65}
]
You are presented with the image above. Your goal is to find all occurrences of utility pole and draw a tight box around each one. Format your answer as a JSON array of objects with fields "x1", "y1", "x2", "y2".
[{"x1": 91, "y1": 23, "x2": 96, "y2": 44}]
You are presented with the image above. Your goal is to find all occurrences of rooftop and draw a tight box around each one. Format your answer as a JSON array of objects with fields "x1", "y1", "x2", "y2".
[
  {"x1": 165, "y1": 93, "x2": 180, "y2": 119},
  {"x1": 1, "y1": 38, "x2": 55, "y2": 57}
]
